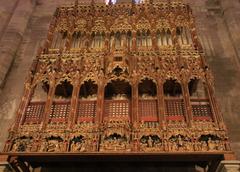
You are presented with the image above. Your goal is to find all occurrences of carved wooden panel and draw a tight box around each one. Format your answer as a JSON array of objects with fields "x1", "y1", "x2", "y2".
[
  {"x1": 164, "y1": 98, "x2": 185, "y2": 120},
  {"x1": 139, "y1": 99, "x2": 158, "y2": 122},
  {"x1": 77, "y1": 100, "x2": 96, "y2": 122},
  {"x1": 104, "y1": 100, "x2": 130, "y2": 118},
  {"x1": 49, "y1": 101, "x2": 70, "y2": 123},
  {"x1": 24, "y1": 102, "x2": 45, "y2": 124}
]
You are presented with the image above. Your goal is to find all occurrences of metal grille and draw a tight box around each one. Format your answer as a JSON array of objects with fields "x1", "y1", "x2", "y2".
[
  {"x1": 49, "y1": 101, "x2": 70, "y2": 122},
  {"x1": 77, "y1": 100, "x2": 97, "y2": 122},
  {"x1": 24, "y1": 102, "x2": 45, "y2": 124},
  {"x1": 164, "y1": 98, "x2": 185, "y2": 120},
  {"x1": 139, "y1": 99, "x2": 158, "y2": 122},
  {"x1": 191, "y1": 99, "x2": 212, "y2": 120},
  {"x1": 104, "y1": 100, "x2": 129, "y2": 117}
]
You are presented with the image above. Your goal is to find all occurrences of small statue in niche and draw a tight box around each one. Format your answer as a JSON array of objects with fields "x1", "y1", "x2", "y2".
[
  {"x1": 201, "y1": 141, "x2": 208, "y2": 151},
  {"x1": 11, "y1": 141, "x2": 20, "y2": 152},
  {"x1": 147, "y1": 137, "x2": 153, "y2": 148},
  {"x1": 39, "y1": 140, "x2": 48, "y2": 152},
  {"x1": 207, "y1": 137, "x2": 216, "y2": 151}
]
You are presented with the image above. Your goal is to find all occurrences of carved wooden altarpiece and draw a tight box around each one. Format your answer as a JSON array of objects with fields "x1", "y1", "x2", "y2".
[{"x1": 0, "y1": 0, "x2": 236, "y2": 171}]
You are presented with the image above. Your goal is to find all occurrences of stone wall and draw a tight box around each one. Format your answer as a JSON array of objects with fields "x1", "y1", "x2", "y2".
[{"x1": 0, "y1": 0, "x2": 240, "y2": 159}]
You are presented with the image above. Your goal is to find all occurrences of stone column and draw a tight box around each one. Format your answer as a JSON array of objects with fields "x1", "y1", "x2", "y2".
[
  {"x1": 0, "y1": 0, "x2": 36, "y2": 88},
  {"x1": 0, "y1": 155, "x2": 12, "y2": 172},
  {"x1": 221, "y1": 0, "x2": 240, "y2": 62},
  {"x1": 216, "y1": 160, "x2": 240, "y2": 172}
]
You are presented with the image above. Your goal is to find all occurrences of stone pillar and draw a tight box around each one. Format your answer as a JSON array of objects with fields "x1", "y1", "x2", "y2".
[
  {"x1": 0, "y1": 0, "x2": 36, "y2": 88},
  {"x1": 0, "y1": 163, "x2": 11, "y2": 172},
  {"x1": 216, "y1": 160, "x2": 240, "y2": 172},
  {"x1": 221, "y1": 0, "x2": 240, "y2": 62},
  {"x1": 0, "y1": 155, "x2": 12, "y2": 172}
]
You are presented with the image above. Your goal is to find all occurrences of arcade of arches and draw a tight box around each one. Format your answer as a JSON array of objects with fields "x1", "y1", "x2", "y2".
[{"x1": 0, "y1": 0, "x2": 240, "y2": 171}]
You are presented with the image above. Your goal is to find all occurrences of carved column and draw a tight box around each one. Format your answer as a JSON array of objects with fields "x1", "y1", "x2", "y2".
[
  {"x1": 131, "y1": 80, "x2": 138, "y2": 124},
  {"x1": 44, "y1": 20, "x2": 57, "y2": 51},
  {"x1": 13, "y1": 71, "x2": 34, "y2": 130},
  {"x1": 41, "y1": 71, "x2": 56, "y2": 130},
  {"x1": 132, "y1": 31, "x2": 137, "y2": 51},
  {"x1": 189, "y1": 16, "x2": 202, "y2": 51},
  {"x1": 157, "y1": 80, "x2": 165, "y2": 128},
  {"x1": 104, "y1": 32, "x2": 110, "y2": 52},
  {"x1": 205, "y1": 72, "x2": 223, "y2": 127},
  {"x1": 96, "y1": 78, "x2": 105, "y2": 124},
  {"x1": 68, "y1": 72, "x2": 81, "y2": 129},
  {"x1": 122, "y1": 33, "x2": 127, "y2": 50},
  {"x1": 181, "y1": 80, "x2": 192, "y2": 127},
  {"x1": 216, "y1": 160, "x2": 240, "y2": 172},
  {"x1": 171, "y1": 27, "x2": 177, "y2": 47},
  {"x1": 65, "y1": 28, "x2": 74, "y2": 51},
  {"x1": 151, "y1": 31, "x2": 158, "y2": 51}
]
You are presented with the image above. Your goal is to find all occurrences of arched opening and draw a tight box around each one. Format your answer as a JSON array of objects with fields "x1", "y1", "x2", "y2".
[
  {"x1": 138, "y1": 78, "x2": 157, "y2": 98},
  {"x1": 77, "y1": 80, "x2": 98, "y2": 123},
  {"x1": 54, "y1": 80, "x2": 73, "y2": 99},
  {"x1": 157, "y1": 29, "x2": 172, "y2": 47},
  {"x1": 79, "y1": 80, "x2": 98, "y2": 99},
  {"x1": 23, "y1": 81, "x2": 49, "y2": 125},
  {"x1": 110, "y1": 32, "x2": 115, "y2": 50},
  {"x1": 163, "y1": 79, "x2": 182, "y2": 97},
  {"x1": 91, "y1": 32, "x2": 105, "y2": 49},
  {"x1": 188, "y1": 78, "x2": 213, "y2": 121},
  {"x1": 115, "y1": 32, "x2": 121, "y2": 49},
  {"x1": 146, "y1": 30, "x2": 152, "y2": 48},
  {"x1": 104, "y1": 79, "x2": 131, "y2": 120},
  {"x1": 104, "y1": 79, "x2": 131, "y2": 99},
  {"x1": 127, "y1": 31, "x2": 132, "y2": 50},
  {"x1": 137, "y1": 30, "x2": 152, "y2": 49},
  {"x1": 49, "y1": 80, "x2": 73, "y2": 123},
  {"x1": 176, "y1": 26, "x2": 192, "y2": 45},
  {"x1": 166, "y1": 29, "x2": 172, "y2": 45},
  {"x1": 71, "y1": 31, "x2": 85, "y2": 49},
  {"x1": 138, "y1": 78, "x2": 158, "y2": 123},
  {"x1": 51, "y1": 31, "x2": 68, "y2": 49},
  {"x1": 136, "y1": 31, "x2": 141, "y2": 47},
  {"x1": 163, "y1": 79, "x2": 185, "y2": 121}
]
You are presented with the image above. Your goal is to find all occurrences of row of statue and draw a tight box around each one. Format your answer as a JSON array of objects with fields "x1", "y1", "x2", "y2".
[{"x1": 8, "y1": 133, "x2": 230, "y2": 153}]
